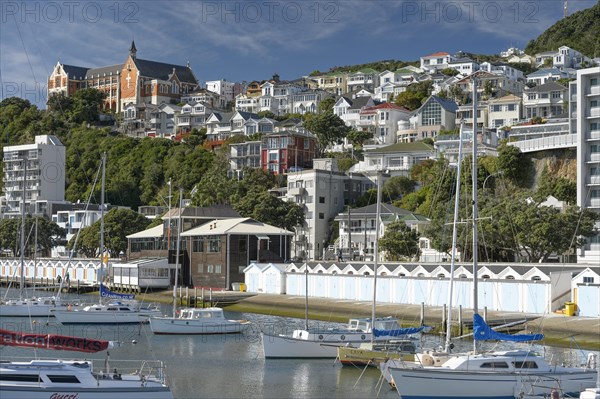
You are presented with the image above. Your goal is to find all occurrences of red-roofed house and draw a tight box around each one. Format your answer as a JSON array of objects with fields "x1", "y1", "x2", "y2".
[{"x1": 420, "y1": 51, "x2": 456, "y2": 73}]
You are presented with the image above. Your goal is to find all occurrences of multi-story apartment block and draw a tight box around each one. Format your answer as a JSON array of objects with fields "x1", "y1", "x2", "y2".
[
  {"x1": 205, "y1": 79, "x2": 243, "y2": 103},
  {"x1": 261, "y1": 128, "x2": 317, "y2": 174},
  {"x1": 574, "y1": 67, "x2": 600, "y2": 264},
  {"x1": 229, "y1": 141, "x2": 262, "y2": 173},
  {"x1": 487, "y1": 94, "x2": 522, "y2": 129},
  {"x1": 397, "y1": 96, "x2": 458, "y2": 142},
  {"x1": 420, "y1": 51, "x2": 456, "y2": 73},
  {"x1": 286, "y1": 158, "x2": 372, "y2": 261},
  {"x1": 523, "y1": 81, "x2": 567, "y2": 119},
  {"x1": 347, "y1": 68, "x2": 379, "y2": 92},
  {"x1": 48, "y1": 42, "x2": 199, "y2": 113},
  {"x1": 2, "y1": 135, "x2": 66, "y2": 218}
]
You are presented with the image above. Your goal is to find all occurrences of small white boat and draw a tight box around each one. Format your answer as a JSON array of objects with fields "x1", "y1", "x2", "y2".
[
  {"x1": 0, "y1": 296, "x2": 70, "y2": 317},
  {"x1": 387, "y1": 350, "x2": 597, "y2": 399},
  {"x1": 0, "y1": 328, "x2": 173, "y2": 399},
  {"x1": 52, "y1": 301, "x2": 161, "y2": 324},
  {"x1": 262, "y1": 317, "x2": 406, "y2": 358},
  {"x1": 149, "y1": 307, "x2": 251, "y2": 335}
]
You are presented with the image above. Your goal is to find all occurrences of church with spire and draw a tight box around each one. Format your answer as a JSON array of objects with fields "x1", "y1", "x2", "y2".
[{"x1": 47, "y1": 41, "x2": 199, "y2": 112}]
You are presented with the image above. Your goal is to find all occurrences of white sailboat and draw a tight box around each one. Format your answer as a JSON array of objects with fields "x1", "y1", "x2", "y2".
[
  {"x1": 0, "y1": 328, "x2": 173, "y2": 398},
  {"x1": 149, "y1": 188, "x2": 251, "y2": 334},
  {"x1": 262, "y1": 173, "x2": 420, "y2": 359},
  {"x1": 0, "y1": 154, "x2": 70, "y2": 317},
  {"x1": 52, "y1": 153, "x2": 160, "y2": 325},
  {"x1": 387, "y1": 79, "x2": 597, "y2": 399},
  {"x1": 337, "y1": 171, "x2": 429, "y2": 367}
]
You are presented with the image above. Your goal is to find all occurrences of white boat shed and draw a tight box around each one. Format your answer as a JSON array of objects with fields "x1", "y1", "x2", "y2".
[
  {"x1": 111, "y1": 258, "x2": 171, "y2": 289},
  {"x1": 244, "y1": 261, "x2": 600, "y2": 317}
]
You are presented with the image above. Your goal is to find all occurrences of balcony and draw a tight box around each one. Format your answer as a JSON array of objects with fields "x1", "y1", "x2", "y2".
[{"x1": 288, "y1": 187, "x2": 307, "y2": 196}]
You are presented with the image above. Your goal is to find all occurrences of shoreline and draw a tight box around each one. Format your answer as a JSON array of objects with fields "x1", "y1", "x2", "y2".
[{"x1": 135, "y1": 290, "x2": 600, "y2": 351}]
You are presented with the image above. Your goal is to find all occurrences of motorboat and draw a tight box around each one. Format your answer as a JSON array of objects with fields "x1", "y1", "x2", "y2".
[
  {"x1": 0, "y1": 328, "x2": 173, "y2": 399},
  {"x1": 0, "y1": 296, "x2": 70, "y2": 317},
  {"x1": 52, "y1": 300, "x2": 161, "y2": 324},
  {"x1": 150, "y1": 307, "x2": 251, "y2": 335}
]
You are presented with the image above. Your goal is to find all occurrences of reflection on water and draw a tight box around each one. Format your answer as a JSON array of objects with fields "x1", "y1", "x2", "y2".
[{"x1": 0, "y1": 289, "x2": 595, "y2": 398}]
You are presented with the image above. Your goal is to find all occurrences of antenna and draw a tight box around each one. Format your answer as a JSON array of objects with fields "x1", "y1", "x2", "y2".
[{"x1": 563, "y1": 0, "x2": 568, "y2": 18}]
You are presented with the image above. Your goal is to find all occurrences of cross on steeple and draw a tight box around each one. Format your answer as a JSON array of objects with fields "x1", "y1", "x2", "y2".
[{"x1": 129, "y1": 40, "x2": 137, "y2": 60}]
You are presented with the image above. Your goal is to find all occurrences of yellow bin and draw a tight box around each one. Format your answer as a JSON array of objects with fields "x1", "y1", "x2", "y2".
[
  {"x1": 564, "y1": 302, "x2": 576, "y2": 316},
  {"x1": 239, "y1": 283, "x2": 246, "y2": 292}
]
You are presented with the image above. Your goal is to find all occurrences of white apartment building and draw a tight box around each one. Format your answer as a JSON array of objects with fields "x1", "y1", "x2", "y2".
[
  {"x1": 235, "y1": 93, "x2": 260, "y2": 114},
  {"x1": 205, "y1": 79, "x2": 242, "y2": 103},
  {"x1": 487, "y1": 94, "x2": 522, "y2": 129},
  {"x1": 147, "y1": 103, "x2": 181, "y2": 138},
  {"x1": 448, "y1": 58, "x2": 480, "y2": 77},
  {"x1": 286, "y1": 159, "x2": 353, "y2": 261},
  {"x1": 177, "y1": 101, "x2": 218, "y2": 133},
  {"x1": 347, "y1": 69, "x2": 379, "y2": 92},
  {"x1": 523, "y1": 81, "x2": 567, "y2": 119},
  {"x1": 480, "y1": 62, "x2": 524, "y2": 81},
  {"x1": 2, "y1": 135, "x2": 66, "y2": 218},
  {"x1": 574, "y1": 67, "x2": 600, "y2": 264},
  {"x1": 355, "y1": 103, "x2": 411, "y2": 146}
]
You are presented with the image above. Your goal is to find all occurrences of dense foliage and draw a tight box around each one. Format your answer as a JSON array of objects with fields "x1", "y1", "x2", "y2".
[{"x1": 525, "y1": 2, "x2": 600, "y2": 58}]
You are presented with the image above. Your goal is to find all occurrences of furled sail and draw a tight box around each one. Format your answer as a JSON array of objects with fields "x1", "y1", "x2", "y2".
[
  {"x1": 373, "y1": 325, "x2": 432, "y2": 338},
  {"x1": 0, "y1": 328, "x2": 111, "y2": 352},
  {"x1": 473, "y1": 314, "x2": 544, "y2": 342}
]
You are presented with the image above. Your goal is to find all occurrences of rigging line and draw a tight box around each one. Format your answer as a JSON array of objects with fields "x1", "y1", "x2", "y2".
[{"x1": 10, "y1": 13, "x2": 38, "y2": 86}]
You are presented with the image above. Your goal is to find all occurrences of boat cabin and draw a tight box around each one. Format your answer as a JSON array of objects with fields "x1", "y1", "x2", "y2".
[
  {"x1": 178, "y1": 308, "x2": 225, "y2": 320},
  {"x1": 347, "y1": 317, "x2": 400, "y2": 332}
]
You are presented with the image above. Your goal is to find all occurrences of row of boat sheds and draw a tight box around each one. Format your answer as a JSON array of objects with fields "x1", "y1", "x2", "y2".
[{"x1": 1, "y1": 257, "x2": 598, "y2": 318}]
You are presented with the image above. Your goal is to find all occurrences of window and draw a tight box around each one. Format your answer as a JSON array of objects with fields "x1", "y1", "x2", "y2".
[
  {"x1": 197, "y1": 264, "x2": 204, "y2": 273},
  {"x1": 48, "y1": 375, "x2": 81, "y2": 383},
  {"x1": 513, "y1": 361, "x2": 539, "y2": 369},
  {"x1": 207, "y1": 265, "x2": 214, "y2": 273},
  {"x1": 215, "y1": 265, "x2": 222, "y2": 273},
  {"x1": 318, "y1": 213, "x2": 325, "y2": 219},
  {"x1": 480, "y1": 362, "x2": 509, "y2": 369},
  {"x1": 207, "y1": 236, "x2": 221, "y2": 252},
  {"x1": 319, "y1": 197, "x2": 325, "y2": 204},
  {"x1": 591, "y1": 78, "x2": 598, "y2": 86},
  {"x1": 0, "y1": 374, "x2": 41, "y2": 382},
  {"x1": 193, "y1": 237, "x2": 204, "y2": 252},
  {"x1": 583, "y1": 276, "x2": 594, "y2": 283},
  {"x1": 506, "y1": 275, "x2": 515, "y2": 280}
]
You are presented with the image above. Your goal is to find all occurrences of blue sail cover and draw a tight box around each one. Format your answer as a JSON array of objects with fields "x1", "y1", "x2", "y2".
[
  {"x1": 373, "y1": 325, "x2": 431, "y2": 338},
  {"x1": 100, "y1": 284, "x2": 135, "y2": 301},
  {"x1": 473, "y1": 313, "x2": 543, "y2": 342}
]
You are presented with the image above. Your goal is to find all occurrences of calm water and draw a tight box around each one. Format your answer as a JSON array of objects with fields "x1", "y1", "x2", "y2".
[{"x1": 0, "y1": 291, "x2": 593, "y2": 399}]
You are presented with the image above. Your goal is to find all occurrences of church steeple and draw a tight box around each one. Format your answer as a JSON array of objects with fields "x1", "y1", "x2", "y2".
[{"x1": 129, "y1": 40, "x2": 137, "y2": 60}]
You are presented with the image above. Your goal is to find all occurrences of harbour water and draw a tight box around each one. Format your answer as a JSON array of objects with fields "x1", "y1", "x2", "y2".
[{"x1": 0, "y1": 292, "x2": 593, "y2": 399}]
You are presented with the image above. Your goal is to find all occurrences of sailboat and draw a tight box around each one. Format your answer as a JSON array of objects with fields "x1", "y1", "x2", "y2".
[
  {"x1": 0, "y1": 328, "x2": 174, "y2": 398},
  {"x1": 386, "y1": 79, "x2": 597, "y2": 399},
  {"x1": 0, "y1": 153, "x2": 70, "y2": 317},
  {"x1": 261, "y1": 173, "x2": 420, "y2": 359},
  {"x1": 52, "y1": 153, "x2": 161, "y2": 325},
  {"x1": 337, "y1": 171, "x2": 430, "y2": 367},
  {"x1": 149, "y1": 188, "x2": 251, "y2": 334}
]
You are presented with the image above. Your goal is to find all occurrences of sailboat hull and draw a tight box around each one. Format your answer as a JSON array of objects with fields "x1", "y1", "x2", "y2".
[
  {"x1": 0, "y1": 298, "x2": 68, "y2": 317},
  {"x1": 150, "y1": 317, "x2": 250, "y2": 334},
  {"x1": 52, "y1": 308, "x2": 161, "y2": 324},
  {"x1": 262, "y1": 331, "x2": 376, "y2": 358},
  {"x1": 389, "y1": 367, "x2": 596, "y2": 398}
]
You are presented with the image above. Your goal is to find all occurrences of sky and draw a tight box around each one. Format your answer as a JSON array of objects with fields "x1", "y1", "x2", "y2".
[{"x1": 0, "y1": 0, "x2": 596, "y2": 108}]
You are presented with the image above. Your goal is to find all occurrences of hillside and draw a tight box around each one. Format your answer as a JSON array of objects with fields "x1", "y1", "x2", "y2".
[{"x1": 525, "y1": 1, "x2": 600, "y2": 58}]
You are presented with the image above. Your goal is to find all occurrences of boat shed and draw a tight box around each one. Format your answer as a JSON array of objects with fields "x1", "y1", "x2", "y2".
[
  {"x1": 111, "y1": 258, "x2": 171, "y2": 289},
  {"x1": 572, "y1": 267, "x2": 600, "y2": 317}
]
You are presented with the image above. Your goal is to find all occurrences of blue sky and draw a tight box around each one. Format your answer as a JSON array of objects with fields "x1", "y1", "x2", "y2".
[{"x1": 0, "y1": 0, "x2": 596, "y2": 108}]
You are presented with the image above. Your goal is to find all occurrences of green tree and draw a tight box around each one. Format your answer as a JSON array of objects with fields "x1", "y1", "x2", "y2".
[
  {"x1": 441, "y1": 68, "x2": 459, "y2": 76},
  {"x1": 318, "y1": 96, "x2": 336, "y2": 114},
  {"x1": 394, "y1": 81, "x2": 433, "y2": 110},
  {"x1": 69, "y1": 88, "x2": 106, "y2": 124},
  {"x1": 379, "y1": 221, "x2": 421, "y2": 261},
  {"x1": 0, "y1": 217, "x2": 65, "y2": 257},
  {"x1": 347, "y1": 129, "x2": 372, "y2": 148},
  {"x1": 303, "y1": 112, "x2": 350, "y2": 157},
  {"x1": 383, "y1": 176, "x2": 415, "y2": 202},
  {"x1": 234, "y1": 190, "x2": 305, "y2": 231},
  {"x1": 69, "y1": 208, "x2": 151, "y2": 257}
]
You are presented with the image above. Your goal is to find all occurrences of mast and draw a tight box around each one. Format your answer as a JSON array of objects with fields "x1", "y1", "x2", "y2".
[
  {"x1": 304, "y1": 261, "x2": 309, "y2": 331},
  {"x1": 471, "y1": 78, "x2": 479, "y2": 354},
  {"x1": 371, "y1": 170, "x2": 383, "y2": 343},
  {"x1": 444, "y1": 122, "x2": 465, "y2": 353},
  {"x1": 19, "y1": 153, "x2": 27, "y2": 299},
  {"x1": 172, "y1": 188, "x2": 183, "y2": 318},
  {"x1": 33, "y1": 217, "x2": 38, "y2": 292},
  {"x1": 99, "y1": 152, "x2": 106, "y2": 301}
]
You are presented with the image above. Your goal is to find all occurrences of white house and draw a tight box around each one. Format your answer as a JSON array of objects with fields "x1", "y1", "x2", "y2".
[
  {"x1": 447, "y1": 58, "x2": 480, "y2": 77},
  {"x1": 355, "y1": 103, "x2": 411, "y2": 146},
  {"x1": 420, "y1": 51, "x2": 456, "y2": 73},
  {"x1": 526, "y1": 68, "x2": 569, "y2": 85},
  {"x1": 487, "y1": 94, "x2": 522, "y2": 129},
  {"x1": 523, "y1": 81, "x2": 567, "y2": 119}
]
